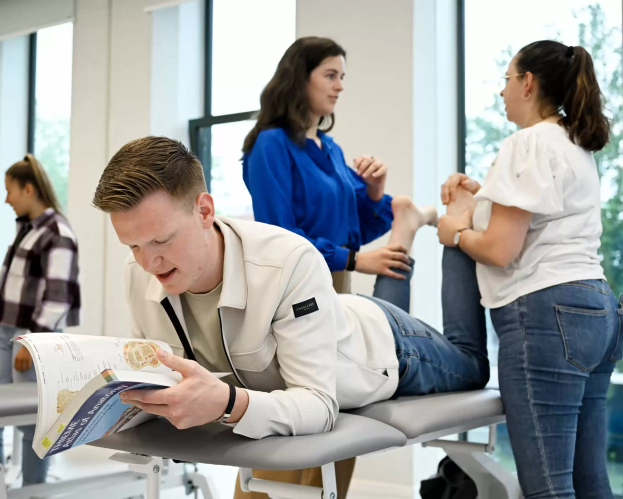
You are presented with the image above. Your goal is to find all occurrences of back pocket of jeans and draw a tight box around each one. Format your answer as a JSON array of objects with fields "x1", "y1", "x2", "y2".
[
  {"x1": 610, "y1": 306, "x2": 623, "y2": 363},
  {"x1": 555, "y1": 305, "x2": 608, "y2": 372}
]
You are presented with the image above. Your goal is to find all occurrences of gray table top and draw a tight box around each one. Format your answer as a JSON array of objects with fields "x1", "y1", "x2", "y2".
[
  {"x1": 351, "y1": 389, "x2": 504, "y2": 440},
  {"x1": 91, "y1": 413, "x2": 407, "y2": 470},
  {"x1": 0, "y1": 383, "x2": 38, "y2": 419}
]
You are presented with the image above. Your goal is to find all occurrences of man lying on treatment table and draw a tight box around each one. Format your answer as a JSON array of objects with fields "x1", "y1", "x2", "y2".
[{"x1": 92, "y1": 136, "x2": 489, "y2": 493}]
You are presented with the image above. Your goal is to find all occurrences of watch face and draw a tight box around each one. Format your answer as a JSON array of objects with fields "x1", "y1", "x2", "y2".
[{"x1": 453, "y1": 232, "x2": 461, "y2": 245}]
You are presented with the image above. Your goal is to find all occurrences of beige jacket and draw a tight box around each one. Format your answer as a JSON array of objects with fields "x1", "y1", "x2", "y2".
[{"x1": 125, "y1": 217, "x2": 398, "y2": 439}]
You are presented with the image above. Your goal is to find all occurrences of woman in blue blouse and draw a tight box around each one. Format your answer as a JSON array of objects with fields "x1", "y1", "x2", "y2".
[{"x1": 242, "y1": 36, "x2": 436, "y2": 295}]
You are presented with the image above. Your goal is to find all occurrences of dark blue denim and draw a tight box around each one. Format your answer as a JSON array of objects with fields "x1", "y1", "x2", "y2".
[
  {"x1": 368, "y1": 247, "x2": 490, "y2": 396},
  {"x1": 491, "y1": 280, "x2": 622, "y2": 499}
]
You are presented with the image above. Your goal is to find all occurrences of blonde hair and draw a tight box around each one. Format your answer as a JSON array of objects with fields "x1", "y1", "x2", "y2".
[
  {"x1": 6, "y1": 154, "x2": 63, "y2": 213},
  {"x1": 93, "y1": 137, "x2": 207, "y2": 213}
]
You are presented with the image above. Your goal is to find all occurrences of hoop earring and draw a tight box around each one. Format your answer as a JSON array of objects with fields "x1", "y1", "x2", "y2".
[{"x1": 522, "y1": 91, "x2": 531, "y2": 100}]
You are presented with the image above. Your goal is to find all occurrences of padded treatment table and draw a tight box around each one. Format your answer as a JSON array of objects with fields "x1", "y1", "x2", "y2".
[
  {"x1": 0, "y1": 383, "x2": 521, "y2": 499},
  {"x1": 351, "y1": 389, "x2": 505, "y2": 442},
  {"x1": 90, "y1": 413, "x2": 406, "y2": 471}
]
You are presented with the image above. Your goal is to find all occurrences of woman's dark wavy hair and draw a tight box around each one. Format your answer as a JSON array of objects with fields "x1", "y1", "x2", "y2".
[
  {"x1": 242, "y1": 37, "x2": 346, "y2": 154},
  {"x1": 515, "y1": 40, "x2": 610, "y2": 152}
]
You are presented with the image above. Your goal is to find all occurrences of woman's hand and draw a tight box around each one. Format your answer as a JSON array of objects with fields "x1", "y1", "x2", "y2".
[
  {"x1": 441, "y1": 173, "x2": 481, "y2": 205},
  {"x1": 14, "y1": 346, "x2": 33, "y2": 373},
  {"x1": 437, "y1": 210, "x2": 473, "y2": 247},
  {"x1": 355, "y1": 245, "x2": 411, "y2": 280},
  {"x1": 353, "y1": 156, "x2": 387, "y2": 202}
]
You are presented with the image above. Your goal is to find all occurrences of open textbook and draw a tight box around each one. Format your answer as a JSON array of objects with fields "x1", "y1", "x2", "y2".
[{"x1": 12, "y1": 333, "x2": 228, "y2": 459}]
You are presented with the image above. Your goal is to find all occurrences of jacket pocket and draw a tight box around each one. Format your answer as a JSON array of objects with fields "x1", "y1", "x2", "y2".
[{"x1": 555, "y1": 305, "x2": 608, "y2": 372}]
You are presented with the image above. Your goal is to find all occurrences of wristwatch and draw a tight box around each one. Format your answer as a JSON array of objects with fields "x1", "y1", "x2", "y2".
[{"x1": 453, "y1": 228, "x2": 469, "y2": 247}]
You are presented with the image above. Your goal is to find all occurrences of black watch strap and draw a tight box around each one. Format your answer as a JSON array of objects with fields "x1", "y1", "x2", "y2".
[
  {"x1": 346, "y1": 250, "x2": 358, "y2": 271},
  {"x1": 215, "y1": 383, "x2": 236, "y2": 423}
]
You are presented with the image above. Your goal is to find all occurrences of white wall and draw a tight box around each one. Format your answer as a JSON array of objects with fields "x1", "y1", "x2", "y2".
[
  {"x1": 67, "y1": 0, "x2": 152, "y2": 336},
  {"x1": 296, "y1": 0, "x2": 459, "y2": 496},
  {"x1": 68, "y1": 0, "x2": 110, "y2": 335},
  {"x1": 104, "y1": 0, "x2": 153, "y2": 337},
  {"x1": 0, "y1": 0, "x2": 74, "y2": 41}
]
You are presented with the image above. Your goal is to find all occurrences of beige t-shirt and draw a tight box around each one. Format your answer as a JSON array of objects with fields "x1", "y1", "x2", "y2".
[{"x1": 181, "y1": 282, "x2": 240, "y2": 387}]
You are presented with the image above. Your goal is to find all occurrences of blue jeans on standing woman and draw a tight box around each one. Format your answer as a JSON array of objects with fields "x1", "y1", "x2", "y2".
[
  {"x1": 492, "y1": 280, "x2": 622, "y2": 499},
  {"x1": 368, "y1": 246, "x2": 622, "y2": 498},
  {"x1": 0, "y1": 325, "x2": 50, "y2": 486}
]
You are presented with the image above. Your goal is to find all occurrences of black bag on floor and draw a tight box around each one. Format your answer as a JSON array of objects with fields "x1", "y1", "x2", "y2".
[{"x1": 419, "y1": 456, "x2": 477, "y2": 499}]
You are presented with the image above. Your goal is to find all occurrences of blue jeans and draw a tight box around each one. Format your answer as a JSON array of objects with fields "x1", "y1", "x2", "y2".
[
  {"x1": 369, "y1": 247, "x2": 490, "y2": 396},
  {"x1": 491, "y1": 280, "x2": 622, "y2": 499},
  {"x1": 0, "y1": 325, "x2": 50, "y2": 486}
]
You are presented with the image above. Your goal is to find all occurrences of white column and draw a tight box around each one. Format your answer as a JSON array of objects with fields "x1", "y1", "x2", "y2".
[
  {"x1": 0, "y1": 36, "x2": 29, "y2": 257},
  {"x1": 68, "y1": 0, "x2": 152, "y2": 336},
  {"x1": 104, "y1": 0, "x2": 153, "y2": 336},
  {"x1": 68, "y1": 0, "x2": 110, "y2": 335}
]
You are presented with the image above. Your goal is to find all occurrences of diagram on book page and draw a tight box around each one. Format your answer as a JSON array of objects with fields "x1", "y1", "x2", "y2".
[
  {"x1": 123, "y1": 341, "x2": 163, "y2": 370},
  {"x1": 56, "y1": 389, "x2": 79, "y2": 414}
]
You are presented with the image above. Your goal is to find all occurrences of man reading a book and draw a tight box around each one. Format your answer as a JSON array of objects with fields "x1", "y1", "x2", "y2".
[{"x1": 92, "y1": 136, "x2": 488, "y2": 486}]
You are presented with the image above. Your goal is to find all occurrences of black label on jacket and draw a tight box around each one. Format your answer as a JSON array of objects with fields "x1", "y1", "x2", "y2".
[{"x1": 292, "y1": 298, "x2": 319, "y2": 318}]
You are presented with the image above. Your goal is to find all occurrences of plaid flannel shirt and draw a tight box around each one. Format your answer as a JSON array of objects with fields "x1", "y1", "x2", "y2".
[{"x1": 0, "y1": 208, "x2": 81, "y2": 332}]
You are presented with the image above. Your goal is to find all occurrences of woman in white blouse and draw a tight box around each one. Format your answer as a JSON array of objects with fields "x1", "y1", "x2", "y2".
[{"x1": 438, "y1": 41, "x2": 621, "y2": 499}]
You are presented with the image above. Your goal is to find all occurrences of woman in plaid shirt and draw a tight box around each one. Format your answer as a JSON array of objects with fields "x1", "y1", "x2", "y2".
[{"x1": 0, "y1": 154, "x2": 80, "y2": 486}]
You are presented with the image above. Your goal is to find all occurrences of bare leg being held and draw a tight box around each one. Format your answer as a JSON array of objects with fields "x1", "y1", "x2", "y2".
[{"x1": 388, "y1": 196, "x2": 438, "y2": 253}]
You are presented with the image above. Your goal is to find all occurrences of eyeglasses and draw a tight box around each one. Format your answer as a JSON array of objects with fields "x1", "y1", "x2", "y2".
[{"x1": 501, "y1": 73, "x2": 526, "y2": 87}]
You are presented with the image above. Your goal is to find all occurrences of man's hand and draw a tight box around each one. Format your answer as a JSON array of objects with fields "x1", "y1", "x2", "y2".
[
  {"x1": 120, "y1": 350, "x2": 249, "y2": 429},
  {"x1": 353, "y1": 156, "x2": 387, "y2": 201},
  {"x1": 355, "y1": 244, "x2": 411, "y2": 280},
  {"x1": 14, "y1": 346, "x2": 33, "y2": 373}
]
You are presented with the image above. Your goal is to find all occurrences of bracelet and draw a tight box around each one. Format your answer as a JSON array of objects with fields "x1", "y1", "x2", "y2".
[
  {"x1": 215, "y1": 383, "x2": 236, "y2": 424},
  {"x1": 346, "y1": 250, "x2": 358, "y2": 272}
]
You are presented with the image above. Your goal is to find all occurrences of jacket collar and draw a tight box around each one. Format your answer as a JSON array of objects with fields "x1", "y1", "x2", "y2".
[{"x1": 144, "y1": 217, "x2": 248, "y2": 310}]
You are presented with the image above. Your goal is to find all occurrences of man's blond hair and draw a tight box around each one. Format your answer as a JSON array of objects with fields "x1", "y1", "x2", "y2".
[{"x1": 93, "y1": 136, "x2": 206, "y2": 213}]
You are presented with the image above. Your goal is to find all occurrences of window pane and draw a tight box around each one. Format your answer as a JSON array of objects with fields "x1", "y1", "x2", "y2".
[
  {"x1": 199, "y1": 120, "x2": 255, "y2": 219},
  {"x1": 34, "y1": 22, "x2": 73, "y2": 212},
  {"x1": 211, "y1": 0, "x2": 295, "y2": 116}
]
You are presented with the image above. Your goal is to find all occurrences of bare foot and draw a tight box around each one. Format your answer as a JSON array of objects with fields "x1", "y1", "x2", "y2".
[
  {"x1": 446, "y1": 187, "x2": 476, "y2": 217},
  {"x1": 388, "y1": 196, "x2": 439, "y2": 253}
]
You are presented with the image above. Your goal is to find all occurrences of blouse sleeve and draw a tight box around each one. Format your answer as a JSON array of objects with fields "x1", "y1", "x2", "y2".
[{"x1": 474, "y1": 131, "x2": 566, "y2": 216}]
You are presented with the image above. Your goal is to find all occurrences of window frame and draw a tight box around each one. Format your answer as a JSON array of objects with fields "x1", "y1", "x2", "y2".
[
  {"x1": 27, "y1": 32, "x2": 37, "y2": 154},
  {"x1": 187, "y1": 0, "x2": 258, "y2": 191}
]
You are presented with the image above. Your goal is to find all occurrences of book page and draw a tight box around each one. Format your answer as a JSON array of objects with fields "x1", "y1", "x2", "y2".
[{"x1": 13, "y1": 333, "x2": 174, "y2": 443}]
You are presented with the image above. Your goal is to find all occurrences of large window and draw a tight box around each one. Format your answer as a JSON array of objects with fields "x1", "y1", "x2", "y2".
[
  {"x1": 461, "y1": 0, "x2": 623, "y2": 491},
  {"x1": 189, "y1": 0, "x2": 295, "y2": 219},
  {"x1": 31, "y1": 22, "x2": 73, "y2": 212}
]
